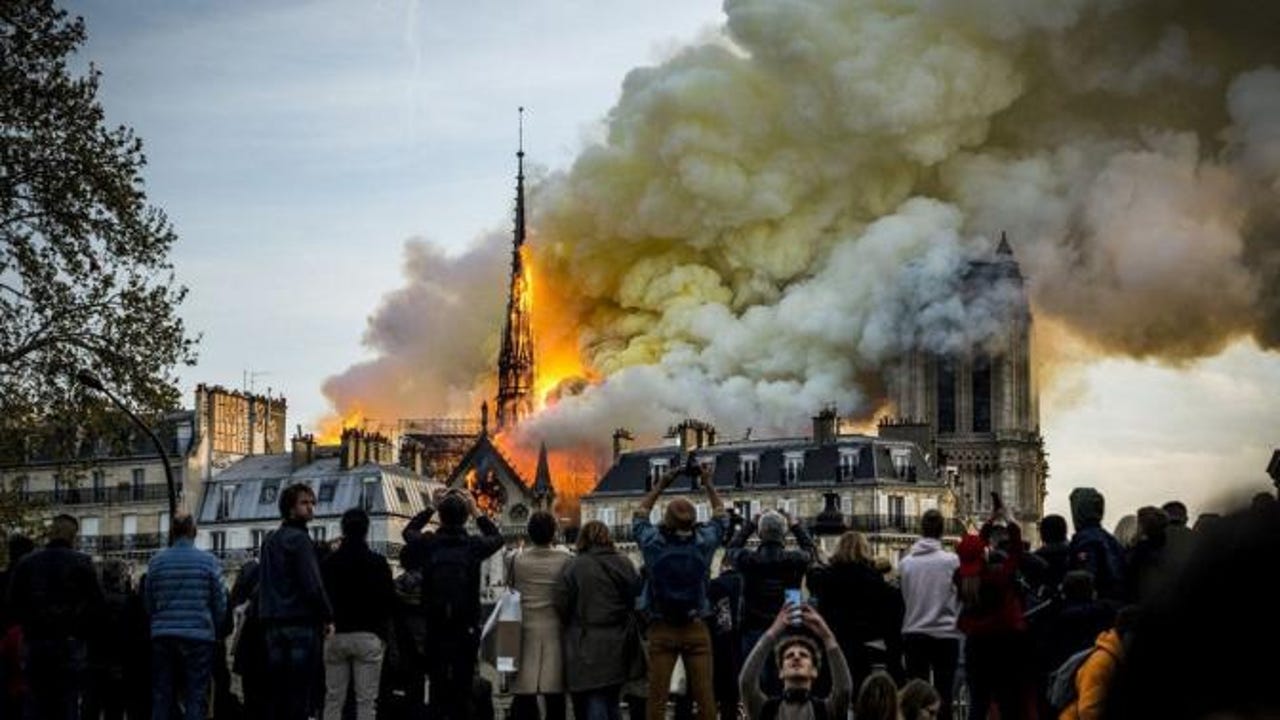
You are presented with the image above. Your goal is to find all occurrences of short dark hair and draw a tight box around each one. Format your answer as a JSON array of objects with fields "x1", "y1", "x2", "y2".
[
  {"x1": 775, "y1": 634, "x2": 821, "y2": 671},
  {"x1": 1039, "y1": 514, "x2": 1068, "y2": 544},
  {"x1": 576, "y1": 521, "x2": 613, "y2": 552},
  {"x1": 341, "y1": 508, "x2": 370, "y2": 541},
  {"x1": 527, "y1": 511, "x2": 557, "y2": 546},
  {"x1": 1161, "y1": 501, "x2": 1188, "y2": 526},
  {"x1": 170, "y1": 513, "x2": 197, "y2": 539},
  {"x1": 920, "y1": 509, "x2": 944, "y2": 539},
  {"x1": 48, "y1": 514, "x2": 79, "y2": 544},
  {"x1": 279, "y1": 483, "x2": 316, "y2": 519},
  {"x1": 437, "y1": 493, "x2": 469, "y2": 527}
]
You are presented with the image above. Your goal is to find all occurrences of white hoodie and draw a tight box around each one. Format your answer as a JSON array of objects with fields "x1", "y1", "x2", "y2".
[{"x1": 898, "y1": 538, "x2": 961, "y2": 638}]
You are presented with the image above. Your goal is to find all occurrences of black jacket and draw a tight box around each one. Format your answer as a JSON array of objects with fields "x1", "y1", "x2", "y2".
[
  {"x1": 6, "y1": 541, "x2": 104, "y2": 641},
  {"x1": 1033, "y1": 542, "x2": 1072, "y2": 596},
  {"x1": 257, "y1": 520, "x2": 332, "y2": 626},
  {"x1": 401, "y1": 513, "x2": 504, "y2": 630},
  {"x1": 808, "y1": 560, "x2": 900, "y2": 649},
  {"x1": 322, "y1": 540, "x2": 396, "y2": 638},
  {"x1": 730, "y1": 523, "x2": 816, "y2": 632}
]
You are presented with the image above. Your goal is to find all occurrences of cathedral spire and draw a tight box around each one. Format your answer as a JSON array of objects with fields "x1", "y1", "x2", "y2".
[
  {"x1": 532, "y1": 441, "x2": 555, "y2": 510},
  {"x1": 496, "y1": 107, "x2": 536, "y2": 432}
]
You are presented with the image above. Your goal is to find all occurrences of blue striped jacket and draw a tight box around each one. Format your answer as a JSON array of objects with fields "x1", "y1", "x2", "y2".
[{"x1": 145, "y1": 538, "x2": 227, "y2": 643}]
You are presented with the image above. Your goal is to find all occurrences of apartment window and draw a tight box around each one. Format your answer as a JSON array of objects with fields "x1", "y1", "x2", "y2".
[
  {"x1": 739, "y1": 456, "x2": 759, "y2": 487},
  {"x1": 80, "y1": 516, "x2": 101, "y2": 537},
  {"x1": 733, "y1": 500, "x2": 753, "y2": 521},
  {"x1": 251, "y1": 529, "x2": 266, "y2": 550},
  {"x1": 210, "y1": 531, "x2": 227, "y2": 555},
  {"x1": 783, "y1": 453, "x2": 804, "y2": 485},
  {"x1": 841, "y1": 494, "x2": 853, "y2": 516},
  {"x1": 92, "y1": 470, "x2": 106, "y2": 502},
  {"x1": 122, "y1": 514, "x2": 138, "y2": 537},
  {"x1": 311, "y1": 526, "x2": 328, "y2": 543},
  {"x1": 648, "y1": 459, "x2": 670, "y2": 490},
  {"x1": 750, "y1": 499, "x2": 762, "y2": 519},
  {"x1": 892, "y1": 450, "x2": 912, "y2": 479},
  {"x1": 395, "y1": 485, "x2": 410, "y2": 505},
  {"x1": 319, "y1": 480, "x2": 337, "y2": 503},
  {"x1": 360, "y1": 478, "x2": 378, "y2": 512},
  {"x1": 131, "y1": 468, "x2": 145, "y2": 501},
  {"x1": 217, "y1": 485, "x2": 237, "y2": 521},
  {"x1": 696, "y1": 503, "x2": 710, "y2": 522},
  {"x1": 972, "y1": 354, "x2": 992, "y2": 433},
  {"x1": 159, "y1": 511, "x2": 171, "y2": 539},
  {"x1": 777, "y1": 498, "x2": 798, "y2": 517},
  {"x1": 597, "y1": 506, "x2": 617, "y2": 526},
  {"x1": 888, "y1": 496, "x2": 905, "y2": 529},
  {"x1": 259, "y1": 480, "x2": 280, "y2": 505},
  {"x1": 838, "y1": 450, "x2": 859, "y2": 481}
]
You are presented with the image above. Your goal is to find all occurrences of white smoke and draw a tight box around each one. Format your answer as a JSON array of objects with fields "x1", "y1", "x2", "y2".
[{"x1": 327, "y1": 0, "x2": 1280, "y2": 450}]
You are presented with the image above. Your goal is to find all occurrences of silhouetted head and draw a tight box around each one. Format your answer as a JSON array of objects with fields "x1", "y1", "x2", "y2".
[
  {"x1": 47, "y1": 514, "x2": 79, "y2": 545},
  {"x1": 920, "y1": 509, "x2": 944, "y2": 539},
  {"x1": 1039, "y1": 514, "x2": 1068, "y2": 544},
  {"x1": 437, "y1": 493, "x2": 469, "y2": 528},
  {"x1": 1069, "y1": 487, "x2": 1105, "y2": 531},
  {"x1": 663, "y1": 498, "x2": 696, "y2": 535},
  {"x1": 576, "y1": 520, "x2": 613, "y2": 552},
  {"x1": 758, "y1": 510, "x2": 787, "y2": 543},
  {"x1": 899, "y1": 679, "x2": 942, "y2": 720},
  {"x1": 170, "y1": 513, "x2": 197, "y2": 540},
  {"x1": 1136, "y1": 506, "x2": 1168, "y2": 545},
  {"x1": 341, "y1": 508, "x2": 370, "y2": 542},
  {"x1": 854, "y1": 672, "x2": 899, "y2": 720},
  {"x1": 1161, "y1": 501, "x2": 1188, "y2": 527},
  {"x1": 527, "y1": 511, "x2": 557, "y2": 546},
  {"x1": 1113, "y1": 514, "x2": 1139, "y2": 548}
]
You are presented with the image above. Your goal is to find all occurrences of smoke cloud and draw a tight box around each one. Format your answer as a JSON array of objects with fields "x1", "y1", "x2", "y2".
[{"x1": 325, "y1": 0, "x2": 1280, "y2": 450}]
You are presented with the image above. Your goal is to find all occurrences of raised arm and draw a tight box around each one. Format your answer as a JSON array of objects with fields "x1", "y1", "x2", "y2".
[
  {"x1": 702, "y1": 465, "x2": 724, "y2": 515},
  {"x1": 740, "y1": 606, "x2": 791, "y2": 718},
  {"x1": 638, "y1": 469, "x2": 676, "y2": 514},
  {"x1": 801, "y1": 605, "x2": 852, "y2": 719},
  {"x1": 403, "y1": 506, "x2": 435, "y2": 543}
]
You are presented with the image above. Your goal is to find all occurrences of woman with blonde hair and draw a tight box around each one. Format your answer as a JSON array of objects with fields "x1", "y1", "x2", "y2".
[{"x1": 807, "y1": 531, "x2": 904, "y2": 692}]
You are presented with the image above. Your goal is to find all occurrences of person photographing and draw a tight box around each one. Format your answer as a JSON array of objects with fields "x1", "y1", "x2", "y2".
[{"x1": 739, "y1": 603, "x2": 853, "y2": 720}]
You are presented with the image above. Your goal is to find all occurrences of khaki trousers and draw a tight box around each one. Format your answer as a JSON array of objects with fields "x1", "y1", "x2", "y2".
[
  {"x1": 323, "y1": 631, "x2": 384, "y2": 720},
  {"x1": 646, "y1": 620, "x2": 715, "y2": 720}
]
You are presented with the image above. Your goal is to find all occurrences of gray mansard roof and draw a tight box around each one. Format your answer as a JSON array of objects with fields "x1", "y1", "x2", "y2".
[
  {"x1": 589, "y1": 435, "x2": 938, "y2": 497},
  {"x1": 197, "y1": 453, "x2": 438, "y2": 525}
]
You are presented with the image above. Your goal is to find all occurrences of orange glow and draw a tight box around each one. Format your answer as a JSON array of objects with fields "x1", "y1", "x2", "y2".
[
  {"x1": 492, "y1": 430, "x2": 601, "y2": 516},
  {"x1": 316, "y1": 409, "x2": 367, "y2": 445},
  {"x1": 525, "y1": 245, "x2": 595, "y2": 408}
]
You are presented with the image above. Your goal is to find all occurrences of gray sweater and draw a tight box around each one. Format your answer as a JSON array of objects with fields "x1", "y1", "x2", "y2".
[{"x1": 739, "y1": 631, "x2": 852, "y2": 720}]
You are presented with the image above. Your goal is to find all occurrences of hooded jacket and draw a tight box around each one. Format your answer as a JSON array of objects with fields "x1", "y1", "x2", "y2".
[
  {"x1": 1058, "y1": 628, "x2": 1122, "y2": 720},
  {"x1": 1068, "y1": 489, "x2": 1126, "y2": 601},
  {"x1": 898, "y1": 538, "x2": 960, "y2": 638}
]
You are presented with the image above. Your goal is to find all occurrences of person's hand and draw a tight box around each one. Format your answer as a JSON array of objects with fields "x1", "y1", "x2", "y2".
[
  {"x1": 768, "y1": 605, "x2": 792, "y2": 637},
  {"x1": 799, "y1": 604, "x2": 835, "y2": 644}
]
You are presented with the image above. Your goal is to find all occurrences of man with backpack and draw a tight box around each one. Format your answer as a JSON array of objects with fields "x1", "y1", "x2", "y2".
[
  {"x1": 1067, "y1": 488, "x2": 1126, "y2": 602},
  {"x1": 738, "y1": 604, "x2": 852, "y2": 720},
  {"x1": 633, "y1": 456, "x2": 729, "y2": 720},
  {"x1": 401, "y1": 488, "x2": 504, "y2": 720}
]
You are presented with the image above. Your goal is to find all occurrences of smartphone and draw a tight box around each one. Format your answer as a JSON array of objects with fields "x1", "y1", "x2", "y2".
[{"x1": 784, "y1": 588, "x2": 802, "y2": 626}]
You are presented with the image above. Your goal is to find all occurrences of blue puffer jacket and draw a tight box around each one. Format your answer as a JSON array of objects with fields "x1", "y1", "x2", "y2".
[{"x1": 145, "y1": 538, "x2": 227, "y2": 643}]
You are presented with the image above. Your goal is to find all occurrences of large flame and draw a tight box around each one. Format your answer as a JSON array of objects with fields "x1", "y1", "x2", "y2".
[
  {"x1": 491, "y1": 429, "x2": 602, "y2": 516},
  {"x1": 316, "y1": 409, "x2": 367, "y2": 445},
  {"x1": 526, "y1": 244, "x2": 594, "y2": 407}
]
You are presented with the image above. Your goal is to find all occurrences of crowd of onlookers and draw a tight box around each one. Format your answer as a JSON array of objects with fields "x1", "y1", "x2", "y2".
[{"x1": 2, "y1": 461, "x2": 1279, "y2": 720}]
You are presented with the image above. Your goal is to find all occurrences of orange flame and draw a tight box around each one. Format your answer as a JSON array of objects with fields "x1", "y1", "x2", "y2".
[
  {"x1": 491, "y1": 430, "x2": 602, "y2": 517},
  {"x1": 316, "y1": 409, "x2": 367, "y2": 445},
  {"x1": 525, "y1": 245, "x2": 595, "y2": 408}
]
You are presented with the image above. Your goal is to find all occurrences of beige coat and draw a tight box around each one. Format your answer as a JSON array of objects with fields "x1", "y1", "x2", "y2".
[{"x1": 508, "y1": 545, "x2": 572, "y2": 695}]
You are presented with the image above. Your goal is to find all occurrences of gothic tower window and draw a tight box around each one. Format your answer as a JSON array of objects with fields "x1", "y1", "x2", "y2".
[
  {"x1": 972, "y1": 355, "x2": 992, "y2": 433},
  {"x1": 938, "y1": 358, "x2": 957, "y2": 433}
]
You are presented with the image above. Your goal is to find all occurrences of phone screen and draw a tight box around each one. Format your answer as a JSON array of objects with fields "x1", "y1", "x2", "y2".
[{"x1": 785, "y1": 588, "x2": 802, "y2": 625}]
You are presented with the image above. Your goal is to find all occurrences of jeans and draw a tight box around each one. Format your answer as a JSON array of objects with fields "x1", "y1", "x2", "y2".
[
  {"x1": 150, "y1": 638, "x2": 215, "y2": 720},
  {"x1": 571, "y1": 685, "x2": 621, "y2": 720},
  {"x1": 264, "y1": 625, "x2": 322, "y2": 720},
  {"x1": 24, "y1": 636, "x2": 87, "y2": 720},
  {"x1": 903, "y1": 634, "x2": 959, "y2": 720},
  {"x1": 323, "y1": 632, "x2": 384, "y2": 720},
  {"x1": 646, "y1": 620, "x2": 715, "y2": 720},
  {"x1": 425, "y1": 631, "x2": 479, "y2": 720},
  {"x1": 511, "y1": 692, "x2": 566, "y2": 720}
]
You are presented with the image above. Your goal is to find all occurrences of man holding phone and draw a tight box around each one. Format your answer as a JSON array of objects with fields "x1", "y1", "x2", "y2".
[
  {"x1": 739, "y1": 604, "x2": 852, "y2": 720},
  {"x1": 633, "y1": 453, "x2": 729, "y2": 720}
]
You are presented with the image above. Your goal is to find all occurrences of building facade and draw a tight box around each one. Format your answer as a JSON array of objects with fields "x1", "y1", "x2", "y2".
[
  {"x1": 886, "y1": 235, "x2": 1047, "y2": 532},
  {"x1": 580, "y1": 415, "x2": 961, "y2": 563}
]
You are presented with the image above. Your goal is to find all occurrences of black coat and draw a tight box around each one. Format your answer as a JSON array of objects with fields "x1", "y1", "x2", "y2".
[
  {"x1": 258, "y1": 521, "x2": 332, "y2": 626},
  {"x1": 6, "y1": 541, "x2": 104, "y2": 641},
  {"x1": 732, "y1": 528, "x2": 816, "y2": 632},
  {"x1": 401, "y1": 516, "x2": 504, "y2": 632},
  {"x1": 321, "y1": 540, "x2": 395, "y2": 638}
]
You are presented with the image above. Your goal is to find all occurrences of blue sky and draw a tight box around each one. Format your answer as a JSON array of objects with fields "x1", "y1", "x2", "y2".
[{"x1": 65, "y1": 0, "x2": 1280, "y2": 521}]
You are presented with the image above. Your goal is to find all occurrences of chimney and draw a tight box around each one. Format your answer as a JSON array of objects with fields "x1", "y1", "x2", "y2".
[
  {"x1": 413, "y1": 447, "x2": 425, "y2": 476},
  {"x1": 674, "y1": 419, "x2": 715, "y2": 451},
  {"x1": 340, "y1": 428, "x2": 361, "y2": 471},
  {"x1": 612, "y1": 428, "x2": 634, "y2": 462},
  {"x1": 291, "y1": 426, "x2": 314, "y2": 471},
  {"x1": 812, "y1": 406, "x2": 838, "y2": 446}
]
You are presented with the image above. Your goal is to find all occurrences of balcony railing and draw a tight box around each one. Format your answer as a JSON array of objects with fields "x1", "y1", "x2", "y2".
[
  {"x1": 19, "y1": 484, "x2": 172, "y2": 506},
  {"x1": 77, "y1": 533, "x2": 167, "y2": 557}
]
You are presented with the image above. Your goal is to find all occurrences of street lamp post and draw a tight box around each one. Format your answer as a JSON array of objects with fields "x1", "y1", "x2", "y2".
[{"x1": 75, "y1": 370, "x2": 178, "y2": 543}]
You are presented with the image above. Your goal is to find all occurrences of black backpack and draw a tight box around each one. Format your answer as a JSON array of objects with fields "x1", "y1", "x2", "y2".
[
  {"x1": 649, "y1": 536, "x2": 709, "y2": 624},
  {"x1": 762, "y1": 697, "x2": 828, "y2": 720},
  {"x1": 420, "y1": 539, "x2": 477, "y2": 625}
]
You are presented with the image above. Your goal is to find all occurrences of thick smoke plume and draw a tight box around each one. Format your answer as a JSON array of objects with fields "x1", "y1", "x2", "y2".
[{"x1": 326, "y1": 0, "x2": 1280, "y2": 452}]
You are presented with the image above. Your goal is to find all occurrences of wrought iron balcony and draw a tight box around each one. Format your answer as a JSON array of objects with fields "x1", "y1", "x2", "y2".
[{"x1": 19, "y1": 484, "x2": 172, "y2": 506}]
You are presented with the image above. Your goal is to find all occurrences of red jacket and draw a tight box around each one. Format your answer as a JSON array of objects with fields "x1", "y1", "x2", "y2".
[{"x1": 955, "y1": 532, "x2": 1026, "y2": 636}]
